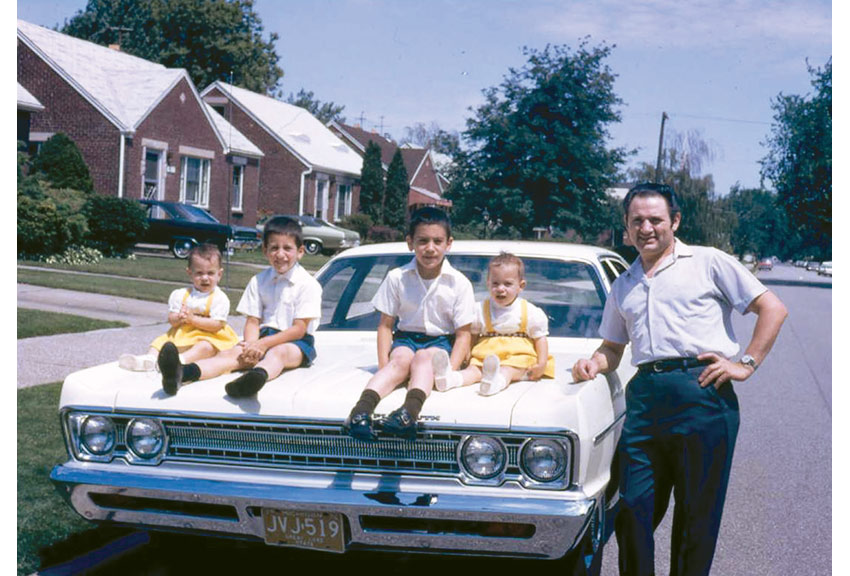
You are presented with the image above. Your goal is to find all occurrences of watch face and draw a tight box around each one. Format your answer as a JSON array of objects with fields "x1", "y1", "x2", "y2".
[{"x1": 741, "y1": 355, "x2": 756, "y2": 367}]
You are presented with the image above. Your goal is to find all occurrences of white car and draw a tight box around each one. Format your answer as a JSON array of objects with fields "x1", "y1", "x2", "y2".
[{"x1": 50, "y1": 241, "x2": 635, "y2": 574}]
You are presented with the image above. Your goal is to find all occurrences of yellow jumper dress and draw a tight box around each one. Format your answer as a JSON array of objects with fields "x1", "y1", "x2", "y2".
[
  {"x1": 150, "y1": 289, "x2": 239, "y2": 352},
  {"x1": 469, "y1": 299, "x2": 555, "y2": 378}
]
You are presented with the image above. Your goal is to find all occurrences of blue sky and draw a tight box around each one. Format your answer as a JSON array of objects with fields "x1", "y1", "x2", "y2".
[{"x1": 16, "y1": 0, "x2": 832, "y2": 196}]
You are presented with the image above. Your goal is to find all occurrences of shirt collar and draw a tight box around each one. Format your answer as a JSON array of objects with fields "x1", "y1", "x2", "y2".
[
  {"x1": 625, "y1": 238, "x2": 692, "y2": 279},
  {"x1": 272, "y1": 263, "x2": 301, "y2": 283}
]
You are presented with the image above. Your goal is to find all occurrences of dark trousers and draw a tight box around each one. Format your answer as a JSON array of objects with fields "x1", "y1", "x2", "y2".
[{"x1": 615, "y1": 366, "x2": 740, "y2": 576}]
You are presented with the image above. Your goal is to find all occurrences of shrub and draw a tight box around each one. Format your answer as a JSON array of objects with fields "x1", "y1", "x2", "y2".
[
  {"x1": 368, "y1": 225, "x2": 401, "y2": 243},
  {"x1": 339, "y1": 213, "x2": 372, "y2": 239},
  {"x1": 83, "y1": 195, "x2": 148, "y2": 256},
  {"x1": 44, "y1": 245, "x2": 104, "y2": 265},
  {"x1": 46, "y1": 188, "x2": 89, "y2": 247},
  {"x1": 18, "y1": 194, "x2": 68, "y2": 258},
  {"x1": 29, "y1": 133, "x2": 94, "y2": 193}
]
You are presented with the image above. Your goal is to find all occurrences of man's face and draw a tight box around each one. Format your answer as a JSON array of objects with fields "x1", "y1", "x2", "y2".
[
  {"x1": 406, "y1": 223, "x2": 452, "y2": 279},
  {"x1": 263, "y1": 233, "x2": 304, "y2": 275},
  {"x1": 625, "y1": 194, "x2": 681, "y2": 260}
]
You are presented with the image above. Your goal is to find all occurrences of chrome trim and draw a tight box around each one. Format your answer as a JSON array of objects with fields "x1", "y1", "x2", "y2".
[
  {"x1": 456, "y1": 435, "x2": 508, "y2": 484},
  {"x1": 124, "y1": 418, "x2": 168, "y2": 466},
  {"x1": 51, "y1": 461, "x2": 596, "y2": 559},
  {"x1": 592, "y1": 412, "x2": 626, "y2": 446},
  {"x1": 518, "y1": 437, "x2": 570, "y2": 488}
]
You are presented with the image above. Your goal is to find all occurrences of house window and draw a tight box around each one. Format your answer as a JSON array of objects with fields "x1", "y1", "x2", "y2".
[
  {"x1": 335, "y1": 184, "x2": 352, "y2": 221},
  {"x1": 315, "y1": 179, "x2": 329, "y2": 220},
  {"x1": 143, "y1": 150, "x2": 163, "y2": 200},
  {"x1": 180, "y1": 156, "x2": 210, "y2": 206},
  {"x1": 231, "y1": 165, "x2": 244, "y2": 212}
]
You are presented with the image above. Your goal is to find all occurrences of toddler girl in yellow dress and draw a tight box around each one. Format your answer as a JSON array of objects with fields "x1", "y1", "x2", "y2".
[
  {"x1": 432, "y1": 252, "x2": 554, "y2": 395},
  {"x1": 119, "y1": 244, "x2": 238, "y2": 371}
]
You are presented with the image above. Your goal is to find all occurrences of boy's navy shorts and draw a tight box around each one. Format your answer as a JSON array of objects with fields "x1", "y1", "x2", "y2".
[
  {"x1": 391, "y1": 331, "x2": 454, "y2": 354},
  {"x1": 258, "y1": 327, "x2": 316, "y2": 367}
]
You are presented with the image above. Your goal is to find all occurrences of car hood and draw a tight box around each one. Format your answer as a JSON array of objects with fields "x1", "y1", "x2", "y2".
[{"x1": 60, "y1": 332, "x2": 631, "y2": 431}]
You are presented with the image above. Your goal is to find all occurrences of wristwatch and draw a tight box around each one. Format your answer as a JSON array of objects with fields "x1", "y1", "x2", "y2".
[{"x1": 740, "y1": 354, "x2": 758, "y2": 371}]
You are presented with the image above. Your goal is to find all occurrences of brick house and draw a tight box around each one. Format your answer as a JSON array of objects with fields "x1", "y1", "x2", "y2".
[
  {"x1": 17, "y1": 82, "x2": 44, "y2": 146},
  {"x1": 201, "y1": 82, "x2": 362, "y2": 223},
  {"x1": 17, "y1": 20, "x2": 263, "y2": 227},
  {"x1": 327, "y1": 122, "x2": 452, "y2": 211}
]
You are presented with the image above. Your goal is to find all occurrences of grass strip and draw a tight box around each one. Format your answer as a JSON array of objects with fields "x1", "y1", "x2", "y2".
[{"x1": 18, "y1": 308, "x2": 129, "y2": 339}]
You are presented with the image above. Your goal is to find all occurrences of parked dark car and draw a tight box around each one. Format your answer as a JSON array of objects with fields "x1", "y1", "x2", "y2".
[
  {"x1": 138, "y1": 200, "x2": 261, "y2": 258},
  {"x1": 257, "y1": 214, "x2": 360, "y2": 256},
  {"x1": 757, "y1": 258, "x2": 773, "y2": 271}
]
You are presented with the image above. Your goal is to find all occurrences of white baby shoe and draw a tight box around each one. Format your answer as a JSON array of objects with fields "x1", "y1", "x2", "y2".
[
  {"x1": 432, "y1": 349, "x2": 463, "y2": 391},
  {"x1": 118, "y1": 353, "x2": 156, "y2": 372},
  {"x1": 479, "y1": 354, "x2": 507, "y2": 396}
]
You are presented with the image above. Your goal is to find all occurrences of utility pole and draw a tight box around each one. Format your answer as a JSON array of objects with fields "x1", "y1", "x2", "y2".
[{"x1": 655, "y1": 111, "x2": 669, "y2": 183}]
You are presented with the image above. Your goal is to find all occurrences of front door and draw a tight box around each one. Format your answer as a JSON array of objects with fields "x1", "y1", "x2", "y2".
[{"x1": 144, "y1": 149, "x2": 163, "y2": 201}]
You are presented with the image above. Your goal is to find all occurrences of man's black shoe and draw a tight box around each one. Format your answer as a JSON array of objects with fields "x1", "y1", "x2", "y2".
[
  {"x1": 158, "y1": 342, "x2": 182, "y2": 396},
  {"x1": 344, "y1": 411, "x2": 376, "y2": 442},
  {"x1": 381, "y1": 406, "x2": 418, "y2": 441}
]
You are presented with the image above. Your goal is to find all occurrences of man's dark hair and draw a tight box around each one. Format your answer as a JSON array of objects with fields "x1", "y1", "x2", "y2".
[
  {"x1": 407, "y1": 206, "x2": 452, "y2": 238},
  {"x1": 263, "y1": 216, "x2": 303, "y2": 247},
  {"x1": 187, "y1": 243, "x2": 222, "y2": 268},
  {"x1": 623, "y1": 182, "x2": 681, "y2": 218}
]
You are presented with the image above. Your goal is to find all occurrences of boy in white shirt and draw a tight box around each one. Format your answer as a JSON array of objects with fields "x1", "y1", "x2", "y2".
[
  {"x1": 119, "y1": 244, "x2": 238, "y2": 371},
  {"x1": 432, "y1": 252, "x2": 554, "y2": 395},
  {"x1": 344, "y1": 207, "x2": 475, "y2": 441},
  {"x1": 157, "y1": 216, "x2": 322, "y2": 397}
]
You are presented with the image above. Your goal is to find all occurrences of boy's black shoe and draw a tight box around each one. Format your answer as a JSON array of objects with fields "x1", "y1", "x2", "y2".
[
  {"x1": 344, "y1": 411, "x2": 376, "y2": 442},
  {"x1": 225, "y1": 370, "x2": 266, "y2": 398},
  {"x1": 158, "y1": 342, "x2": 183, "y2": 396},
  {"x1": 381, "y1": 406, "x2": 418, "y2": 441}
]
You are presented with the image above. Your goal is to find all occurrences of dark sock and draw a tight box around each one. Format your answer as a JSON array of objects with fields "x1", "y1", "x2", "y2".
[
  {"x1": 225, "y1": 367, "x2": 268, "y2": 398},
  {"x1": 351, "y1": 389, "x2": 381, "y2": 416},
  {"x1": 183, "y1": 363, "x2": 201, "y2": 383},
  {"x1": 403, "y1": 388, "x2": 427, "y2": 419}
]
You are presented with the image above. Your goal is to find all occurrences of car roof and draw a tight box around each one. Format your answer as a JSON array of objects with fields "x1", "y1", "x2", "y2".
[{"x1": 335, "y1": 240, "x2": 623, "y2": 261}]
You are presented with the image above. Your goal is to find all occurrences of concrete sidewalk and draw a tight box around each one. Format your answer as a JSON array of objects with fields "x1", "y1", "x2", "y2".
[{"x1": 17, "y1": 284, "x2": 246, "y2": 388}]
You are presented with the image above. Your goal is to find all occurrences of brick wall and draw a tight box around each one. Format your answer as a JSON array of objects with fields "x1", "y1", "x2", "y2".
[{"x1": 18, "y1": 40, "x2": 121, "y2": 196}]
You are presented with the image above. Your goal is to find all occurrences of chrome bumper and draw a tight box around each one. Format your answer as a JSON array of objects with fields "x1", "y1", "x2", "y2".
[{"x1": 51, "y1": 461, "x2": 595, "y2": 559}]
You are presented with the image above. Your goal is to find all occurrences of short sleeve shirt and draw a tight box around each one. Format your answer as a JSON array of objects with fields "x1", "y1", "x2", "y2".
[
  {"x1": 473, "y1": 298, "x2": 549, "y2": 340},
  {"x1": 237, "y1": 264, "x2": 323, "y2": 334},
  {"x1": 599, "y1": 239, "x2": 767, "y2": 365},
  {"x1": 371, "y1": 257, "x2": 476, "y2": 335},
  {"x1": 167, "y1": 286, "x2": 231, "y2": 322}
]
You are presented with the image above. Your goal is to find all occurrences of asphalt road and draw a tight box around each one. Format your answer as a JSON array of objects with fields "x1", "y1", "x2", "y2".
[{"x1": 27, "y1": 263, "x2": 832, "y2": 575}]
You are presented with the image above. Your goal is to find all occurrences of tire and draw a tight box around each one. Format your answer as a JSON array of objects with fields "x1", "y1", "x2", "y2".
[
  {"x1": 303, "y1": 240, "x2": 321, "y2": 255},
  {"x1": 171, "y1": 239, "x2": 196, "y2": 259}
]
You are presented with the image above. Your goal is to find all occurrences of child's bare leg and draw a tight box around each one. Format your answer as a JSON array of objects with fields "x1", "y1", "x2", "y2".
[
  {"x1": 408, "y1": 348, "x2": 439, "y2": 395},
  {"x1": 365, "y1": 347, "x2": 415, "y2": 397},
  {"x1": 180, "y1": 341, "x2": 217, "y2": 364},
  {"x1": 382, "y1": 348, "x2": 437, "y2": 440}
]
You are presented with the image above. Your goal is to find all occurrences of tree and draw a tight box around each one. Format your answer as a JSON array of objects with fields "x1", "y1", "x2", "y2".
[
  {"x1": 63, "y1": 0, "x2": 283, "y2": 94},
  {"x1": 760, "y1": 59, "x2": 831, "y2": 259},
  {"x1": 401, "y1": 122, "x2": 460, "y2": 156},
  {"x1": 359, "y1": 141, "x2": 385, "y2": 223},
  {"x1": 447, "y1": 41, "x2": 630, "y2": 239},
  {"x1": 29, "y1": 132, "x2": 94, "y2": 193},
  {"x1": 722, "y1": 185, "x2": 788, "y2": 258},
  {"x1": 286, "y1": 89, "x2": 345, "y2": 124},
  {"x1": 384, "y1": 149, "x2": 410, "y2": 231}
]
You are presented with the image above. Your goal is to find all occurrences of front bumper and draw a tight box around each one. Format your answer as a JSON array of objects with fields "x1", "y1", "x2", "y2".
[{"x1": 51, "y1": 461, "x2": 595, "y2": 559}]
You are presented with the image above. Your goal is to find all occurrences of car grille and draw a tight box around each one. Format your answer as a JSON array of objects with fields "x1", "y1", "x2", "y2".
[{"x1": 107, "y1": 416, "x2": 534, "y2": 478}]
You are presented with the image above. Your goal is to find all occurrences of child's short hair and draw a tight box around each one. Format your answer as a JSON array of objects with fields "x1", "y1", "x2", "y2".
[
  {"x1": 489, "y1": 252, "x2": 525, "y2": 280},
  {"x1": 263, "y1": 216, "x2": 303, "y2": 247},
  {"x1": 187, "y1": 243, "x2": 222, "y2": 268},
  {"x1": 408, "y1": 206, "x2": 451, "y2": 239}
]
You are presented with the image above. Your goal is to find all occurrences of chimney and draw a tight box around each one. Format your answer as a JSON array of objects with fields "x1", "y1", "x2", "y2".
[{"x1": 108, "y1": 44, "x2": 121, "y2": 51}]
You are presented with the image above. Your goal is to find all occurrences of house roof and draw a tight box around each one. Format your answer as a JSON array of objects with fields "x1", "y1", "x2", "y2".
[
  {"x1": 204, "y1": 82, "x2": 361, "y2": 177},
  {"x1": 329, "y1": 121, "x2": 397, "y2": 167},
  {"x1": 17, "y1": 20, "x2": 260, "y2": 159},
  {"x1": 409, "y1": 186, "x2": 451, "y2": 207},
  {"x1": 17, "y1": 82, "x2": 44, "y2": 111},
  {"x1": 204, "y1": 102, "x2": 263, "y2": 158}
]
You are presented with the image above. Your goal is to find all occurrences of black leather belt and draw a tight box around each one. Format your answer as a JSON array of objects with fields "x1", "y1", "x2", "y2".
[{"x1": 637, "y1": 357, "x2": 711, "y2": 374}]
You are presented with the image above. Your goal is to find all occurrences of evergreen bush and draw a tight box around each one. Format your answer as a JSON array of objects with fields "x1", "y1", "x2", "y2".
[
  {"x1": 29, "y1": 133, "x2": 94, "y2": 193},
  {"x1": 83, "y1": 195, "x2": 148, "y2": 256}
]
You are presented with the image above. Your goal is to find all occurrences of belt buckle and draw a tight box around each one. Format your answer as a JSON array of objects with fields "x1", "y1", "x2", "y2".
[{"x1": 652, "y1": 361, "x2": 664, "y2": 373}]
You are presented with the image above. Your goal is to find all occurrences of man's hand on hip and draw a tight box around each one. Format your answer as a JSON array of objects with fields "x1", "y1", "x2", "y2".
[{"x1": 697, "y1": 352, "x2": 755, "y2": 388}]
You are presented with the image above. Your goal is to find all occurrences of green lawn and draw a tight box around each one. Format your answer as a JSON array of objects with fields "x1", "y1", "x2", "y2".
[
  {"x1": 18, "y1": 383, "x2": 97, "y2": 575},
  {"x1": 18, "y1": 308, "x2": 129, "y2": 339},
  {"x1": 17, "y1": 253, "x2": 330, "y2": 305}
]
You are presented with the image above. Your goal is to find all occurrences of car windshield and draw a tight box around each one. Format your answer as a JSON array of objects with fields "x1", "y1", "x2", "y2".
[
  {"x1": 316, "y1": 254, "x2": 607, "y2": 338},
  {"x1": 174, "y1": 204, "x2": 219, "y2": 223}
]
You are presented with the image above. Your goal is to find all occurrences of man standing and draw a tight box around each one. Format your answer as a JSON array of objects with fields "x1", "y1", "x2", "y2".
[{"x1": 572, "y1": 183, "x2": 787, "y2": 576}]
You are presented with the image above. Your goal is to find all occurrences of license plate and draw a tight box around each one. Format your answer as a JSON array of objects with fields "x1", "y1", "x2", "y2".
[{"x1": 261, "y1": 509, "x2": 346, "y2": 553}]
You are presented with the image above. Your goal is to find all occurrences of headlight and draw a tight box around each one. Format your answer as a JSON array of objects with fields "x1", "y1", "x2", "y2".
[
  {"x1": 126, "y1": 418, "x2": 166, "y2": 461},
  {"x1": 79, "y1": 415, "x2": 116, "y2": 456},
  {"x1": 521, "y1": 438, "x2": 568, "y2": 482},
  {"x1": 460, "y1": 436, "x2": 506, "y2": 480}
]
